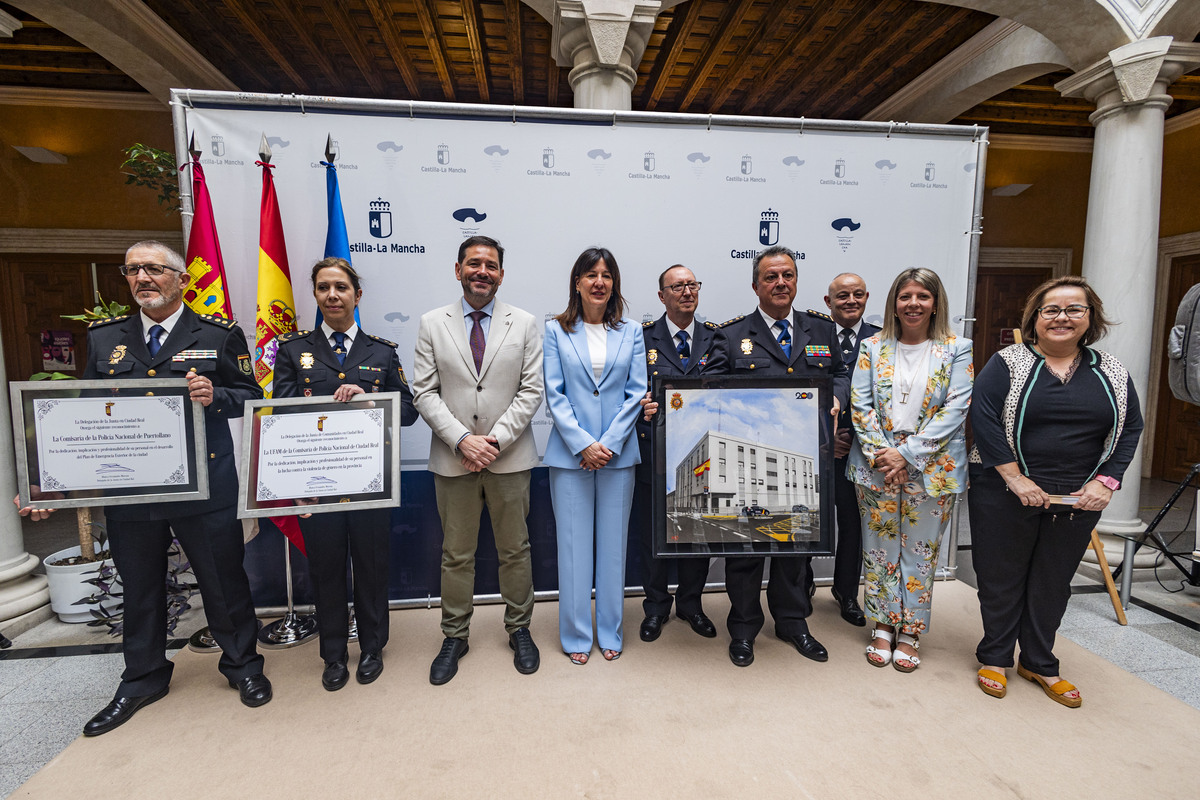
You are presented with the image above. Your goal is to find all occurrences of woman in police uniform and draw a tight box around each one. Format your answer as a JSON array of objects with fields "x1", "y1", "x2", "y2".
[{"x1": 273, "y1": 257, "x2": 418, "y2": 691}]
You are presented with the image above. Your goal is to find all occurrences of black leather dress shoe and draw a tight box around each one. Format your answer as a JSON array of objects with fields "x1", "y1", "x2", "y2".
[
  {"x1": 356, "y1": 652, "x2": 384, "y2": 684},
  {"x1": 430, "y1": 637, "x2": 469, "y2": 685},
  {"x1": 729, "y1": 638, "x2": 755, "y2": 667},
  {"x1": 831, "y1": 592, "x2": 867, "y2": 627},
  {"x1": 83, "y1": 687, "x2": 168, "y2": 736},
  {"x1": 639, "y1": 614, "x2": 668, "y2": 642},
  {"x1": 229, "y1": 673, "x2": 273, "y2": 707},
  {"x1": 322, "y1": 661, "x2": 349, "y2": 691},
  {"x1": 677, "y1": 611, "x2": 718, "y2": 638},
  {"x1": 509, "y1": 628, "x2": 540, "y2": 675},
  {"x1": 780, "y1": 632, "x2": 829, "y2": 662}
]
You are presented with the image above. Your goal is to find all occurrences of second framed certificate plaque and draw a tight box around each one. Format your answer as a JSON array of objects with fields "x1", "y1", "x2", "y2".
[
  {"x1": 652, "y1": 376, "x2": 834, "y2": 558},
  {"x1": 238, "y1": 393, "x2": 402, "y2": 518}
]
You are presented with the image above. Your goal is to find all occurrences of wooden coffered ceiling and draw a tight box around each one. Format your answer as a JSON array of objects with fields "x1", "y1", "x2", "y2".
[{"x1": 1, "y1": 0, "x2": 1198, "y2": 138}]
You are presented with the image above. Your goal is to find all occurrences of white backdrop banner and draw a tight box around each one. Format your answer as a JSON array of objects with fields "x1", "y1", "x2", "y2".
[{"x1": 176, "y1": 93, "x2": 986, "y2": 466}]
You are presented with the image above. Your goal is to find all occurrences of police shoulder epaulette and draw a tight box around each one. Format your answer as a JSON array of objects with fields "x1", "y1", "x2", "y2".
[
  {"x1": 367, "y1": 333, "x2": 398, "y2": 348},
  {"x1": 703, "y1": 320, "x2": 718, "y2": 330},
  {"x1": 805, "y1": 309, "x2": 833, "y2": 322},
  {"x1": 197, "y1": 313, "x2": 236, "y2": 329},
  {"x1": 718, "y1": 315, "x2": 745, "y2": 328},
  {"x1": 276, "y1": 330, "x2": 310, "y2": 344},
  {"x1": 642, "y1": 319, "x2": 654, "y2": 328},
  {"x1": 87, "y1": 315, "x2": 129, "y2": 329}
]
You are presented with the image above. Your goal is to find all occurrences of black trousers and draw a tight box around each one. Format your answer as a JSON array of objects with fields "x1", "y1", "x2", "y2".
[
  {"x1": 969, "y1": 469, "x2": 1100, "y2": 675},
  {"x1": 632, "y1": 478, "x2": 710, "y2": 617},
  {"x1": 725, "y1": 555, "x2": 812, "y2": 640},
  {"x1": 298, "y1": 507, "x2": 392, "y2": 664},
  {"x1": 108, "y1": 507, "x2": 263, "y2": 697},
  {"x1": 831, "y1": 456, "x2": 864, "y2": 600}
]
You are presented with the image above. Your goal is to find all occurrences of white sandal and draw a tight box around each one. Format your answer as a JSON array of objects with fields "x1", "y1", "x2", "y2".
[
  {"x1": 865, "y1": 628, "x2": 894, "y2": 668},
  {"x1": 893, "y1": 633, "x2": 920, "y2": 673}
]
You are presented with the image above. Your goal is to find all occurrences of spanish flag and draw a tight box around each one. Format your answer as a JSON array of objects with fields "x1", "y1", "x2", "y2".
[
  {"x1": 693, "y1": 459, "x2": 711, "y2": 477},
  {"x1": 254, "y1": 160, "x2": 297, "y2": 398},
  {"x1": 181, "y1": 157, "x2": 232, "y2": 319}
]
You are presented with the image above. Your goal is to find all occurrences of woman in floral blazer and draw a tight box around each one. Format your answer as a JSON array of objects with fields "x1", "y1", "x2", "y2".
[{"x1": 847, "y1": 268, "x2": 973, "y2": 672}]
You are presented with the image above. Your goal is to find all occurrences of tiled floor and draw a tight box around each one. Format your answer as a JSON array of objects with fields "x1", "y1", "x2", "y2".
[{"x1": 2, "y1": 478, "x2": 1198, "y2": 798}]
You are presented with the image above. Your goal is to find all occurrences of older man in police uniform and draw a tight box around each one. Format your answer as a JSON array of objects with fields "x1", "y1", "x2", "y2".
[
  {"x1": 634, "y1": 265, "x2": 716, "y2": 642},
  {"x1": 703, "y1": 245, "x2": 849, "y2": 667},
  {"x1": 76, "y1": 241, "x2": 267, "y2": 734}
]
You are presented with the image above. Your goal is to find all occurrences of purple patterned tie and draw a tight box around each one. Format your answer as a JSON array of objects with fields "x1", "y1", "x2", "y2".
[{"x1": 469, "y1": 310, "x2": 486, "y2": 372}]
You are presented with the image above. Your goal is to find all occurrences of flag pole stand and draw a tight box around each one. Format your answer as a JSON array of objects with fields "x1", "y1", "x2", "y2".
[
  {"x1": 258, "y1": 538, "x2": 318, "y2": 648},
  {"x1": 187, "y1": 626, "x2": 220, "y2": 653},
  {"x1": 347, "y1": 560, "x2": 358, "y2": 642}
]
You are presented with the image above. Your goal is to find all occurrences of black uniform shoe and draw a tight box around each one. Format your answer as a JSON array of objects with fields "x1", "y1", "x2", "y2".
[
  {"x1": 779, "y1": 632, "x2": 829, "y2": 662},
  {"x1": 729, "y1": 638, "x2": 755, "y2": 667},
  {"x1": 229, "y1": 673, "x2": 273, "y2": 707},
  {"x1": 509, "y1": 628, "x2": 540, "y2": 675},
  {"x1": 639, "y1": 614, "x2": 669, "y2": 642},
  {"x1": 677, "y1": 611, "x2": 718, "y2": 638},
  {"x1": 356, "y1": 652, "x2": 384, "y2": 684},
  {"x1": 831, "y1": 591, "x2": 867, "y2": 627},
  {"x1": 83, "y1": 687, "x2": 169, "y2": 737},
  {"x1": 322, "y1": 661, "x2": 350, "y2": 691},
  {"x1": 430, "y1": 638, "x2": 469, "y2": 685}
]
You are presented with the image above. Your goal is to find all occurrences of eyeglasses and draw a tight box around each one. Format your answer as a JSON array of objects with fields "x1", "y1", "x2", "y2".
[
  {"x1": 1037, "y1": 304, "x2": 1090, "y2": 320},
  {"x1": 120, "y1": 263, "x2": 181, "y2": 277},
  {"x1": 664, "y1": 281, "x2": 702, "y2": 295}
]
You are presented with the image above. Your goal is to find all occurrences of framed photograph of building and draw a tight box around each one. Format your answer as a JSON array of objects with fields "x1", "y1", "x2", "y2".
[{"x1": 651, "y1": 375, "x2": 834, "y2": 557}]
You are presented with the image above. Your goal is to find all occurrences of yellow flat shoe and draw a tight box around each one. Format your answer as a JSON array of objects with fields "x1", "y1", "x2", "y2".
[
  {"x1": 977, "y1": 668, "x2": 1007, "y2": 699},
  {"x1": 1017, "y1": 663, "x2": 1081, "y2": 708}
]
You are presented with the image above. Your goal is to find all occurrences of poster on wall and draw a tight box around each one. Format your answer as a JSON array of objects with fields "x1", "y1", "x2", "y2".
[{"x1": 40, "y1": 330, "x2": 75, "y2": 372}]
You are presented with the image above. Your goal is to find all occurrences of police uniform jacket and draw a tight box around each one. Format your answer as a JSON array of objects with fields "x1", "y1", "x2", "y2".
[
  {"x1": 636, "y1": 314, "x2": 716, "y2": 484},
  {"x1": 83, "y1": 306, "x2": 262, "y2": 521},
  {"x1": 703, "y1": 308, "x2": 850, "y2": 408},
  {"x1": 272, "y1": 327, "x2": 418, "y2": 426}
]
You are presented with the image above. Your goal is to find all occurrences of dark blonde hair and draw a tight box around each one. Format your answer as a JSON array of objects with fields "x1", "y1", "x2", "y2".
[
  {"x1": 1020, "y1": 275, "x2": 1110, "y2": 347},
  {"x1": 879, "y1": 268, "x2": 952, "y2": 342},
  {"x1": 555, "y1": 247, "x2": 626, "y2": 332},
  {"x1": 311, "y1": 257, "x2": 362, "y2": 292}
]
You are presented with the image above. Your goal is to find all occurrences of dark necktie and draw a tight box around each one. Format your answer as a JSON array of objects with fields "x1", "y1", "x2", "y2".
[
  {"x1": 332, "y1": 331, "x2": 347, "y2": 365},
  {"x1": 841, "y1": 328, "x2": 855, "y2": 361},
  {"x1": 469, "y1": 310, "x2": 487, "y2": 372},
  {"x1": 676, "y1": 330, "x2": 690, "y2": 367},
  {"x1": 147, "y1": 324, "x2": 164, "y2": 357},
  {"x1": 776, "y1": 320, "x2": 791, "y2": 359}
]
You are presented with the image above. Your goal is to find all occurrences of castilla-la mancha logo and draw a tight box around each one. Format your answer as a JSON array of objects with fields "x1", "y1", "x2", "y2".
[
  {"x1": 369, "y1": 198, "x2": 392, "y2": 239},
  {"x1": 759, "y1": 208, "x2": 779, "y2": 246}
]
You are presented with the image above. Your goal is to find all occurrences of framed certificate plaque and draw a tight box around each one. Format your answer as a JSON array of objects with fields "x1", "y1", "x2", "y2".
[{"x1": 238, "y1": 392, "x2": 402, "y2": 518}]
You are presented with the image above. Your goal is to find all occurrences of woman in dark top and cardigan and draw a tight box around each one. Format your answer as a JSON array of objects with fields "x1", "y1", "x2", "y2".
[{"x1": 969, "y1": 275, "x2": 1142, "y2": 707}]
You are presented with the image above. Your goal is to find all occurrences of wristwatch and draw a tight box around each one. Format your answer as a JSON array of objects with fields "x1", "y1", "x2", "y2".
[{"x1": 1095, "y1": 475, "x2": 1120, "y2": 491}]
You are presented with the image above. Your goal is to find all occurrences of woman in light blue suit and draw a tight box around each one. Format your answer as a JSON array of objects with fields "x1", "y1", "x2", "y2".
[
  {"x1": 848, "y1": 268, "x2": 972, "y2": 673},
  {"x1": 544, "y1": 247, "x2": 647, "y2": 664}
]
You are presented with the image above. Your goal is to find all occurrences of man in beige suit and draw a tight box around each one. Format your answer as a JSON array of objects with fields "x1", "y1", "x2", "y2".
[{"x1": 412, "y1": 235, "x2": 544, "y2": 684}]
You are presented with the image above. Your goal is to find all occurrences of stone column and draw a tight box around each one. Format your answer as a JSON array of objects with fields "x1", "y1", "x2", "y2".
[
  {"x1": 0, "y1": 331, "x2": 50, "y2": 627},
  {"x1": 1057, "y1": 38, "x2": 1200, "y2": 540},
  {"x1": 551, "y1": 0, "x2": 661, "y2": 110}
]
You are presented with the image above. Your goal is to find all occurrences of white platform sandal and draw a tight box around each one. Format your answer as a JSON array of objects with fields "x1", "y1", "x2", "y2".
[
  {"x1": 893, "y1": 633, "x2": 920, "y2": 673},
  {"x1": 865, "y1": 629, "x2": 894, "y2": 668}
]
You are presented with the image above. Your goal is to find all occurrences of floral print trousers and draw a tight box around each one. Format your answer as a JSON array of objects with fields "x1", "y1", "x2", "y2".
[{"x1": 855, "y1": 476, "x2": 957, "y2": 635}]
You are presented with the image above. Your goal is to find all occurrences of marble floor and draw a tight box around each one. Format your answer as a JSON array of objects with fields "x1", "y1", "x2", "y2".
[{"x1": 2, "y1": 477, "x2": 1198, "y2": 798}]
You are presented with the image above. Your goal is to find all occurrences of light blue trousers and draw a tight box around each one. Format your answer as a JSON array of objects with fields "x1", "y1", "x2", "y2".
[{"x1": 549, "y1": 466, "x2": 635, "y2": 654}]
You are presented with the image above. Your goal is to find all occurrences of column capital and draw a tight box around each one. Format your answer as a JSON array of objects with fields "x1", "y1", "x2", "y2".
[
  {"x1": 1056, "y1": 37, "x2": 1200, "y2": 123},
  {"x1": 551, "y1": 0, "x2": 661, "y2": 108}
]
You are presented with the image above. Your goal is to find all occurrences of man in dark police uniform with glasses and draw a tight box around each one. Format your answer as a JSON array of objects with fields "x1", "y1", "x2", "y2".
[{"x1": 38, "y1": 241, "x2": 270, "y2": 735}]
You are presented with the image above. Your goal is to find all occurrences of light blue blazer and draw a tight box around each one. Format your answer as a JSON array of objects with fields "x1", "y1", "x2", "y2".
[{"x1": 543, "y1": 318, "x2": 647, "y2": 470}]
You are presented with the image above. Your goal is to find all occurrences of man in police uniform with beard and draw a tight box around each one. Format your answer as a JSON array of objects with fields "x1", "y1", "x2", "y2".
[
  {"x1": 702, "y1": 245, "x2": 849, "y2": 667},
  {"x1": 35, "y1": 241, "x2": 269, "y2": 735}
]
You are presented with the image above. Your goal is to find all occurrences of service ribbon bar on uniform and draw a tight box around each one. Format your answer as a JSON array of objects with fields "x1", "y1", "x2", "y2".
[
  {"x1": 804, "y1": 345, "x2": 831, "y2": 358},
  {"x1": 173, "y1": 350, "x2": 219, "y2": 361}
]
